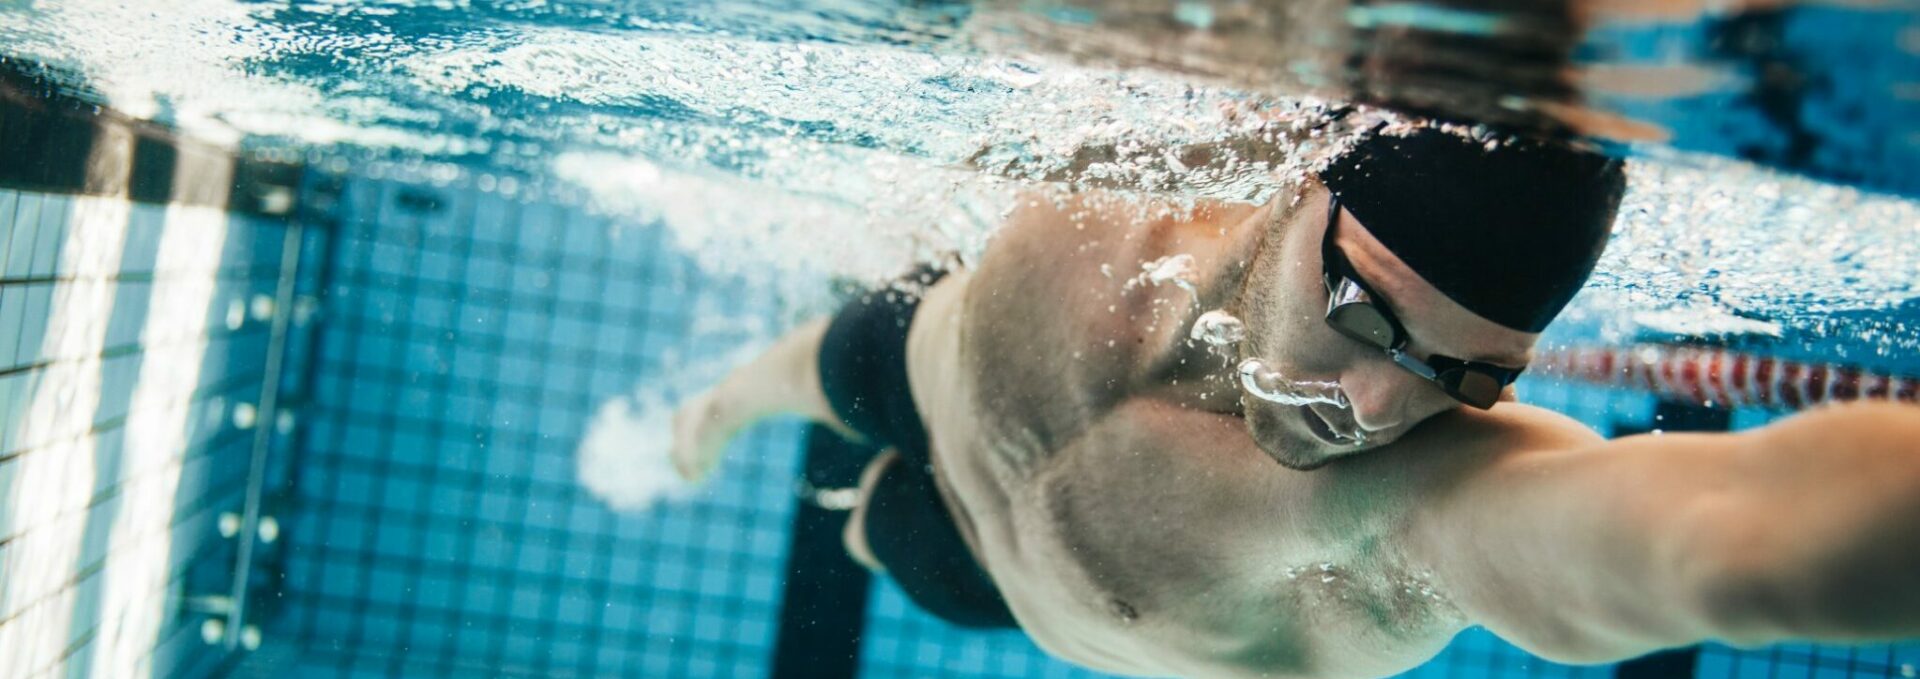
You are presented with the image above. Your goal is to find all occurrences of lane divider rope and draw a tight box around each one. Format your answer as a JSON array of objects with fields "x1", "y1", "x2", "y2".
[{"x1": 1536, "y1": 345, "x2": 1919, "y2": 411}]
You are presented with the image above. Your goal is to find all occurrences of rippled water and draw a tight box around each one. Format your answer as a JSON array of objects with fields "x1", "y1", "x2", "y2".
[{"x1": 1, "y1": 0, "x2": 1916, "y2": 360}]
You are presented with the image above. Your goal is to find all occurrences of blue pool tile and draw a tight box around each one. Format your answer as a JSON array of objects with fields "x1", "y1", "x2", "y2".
[
  {"x1": 4, "y1": 193, "x2": 41, "y2": 279},
  {"x1": 0, "y1": 190, "x2": 15, "y2": 246},
  {"x1": 0, "y1": 286, "x2": 25, "y2": 370},
  {"x1": 29, "y1": 195, "x2": 66, "y2": 278},
  {"x1": 14, "y1": 283, "x2": 50, "y2": 366}
]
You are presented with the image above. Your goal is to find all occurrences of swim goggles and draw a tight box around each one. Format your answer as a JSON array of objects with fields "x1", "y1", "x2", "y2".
[{"x1": 1320, "y1": 195, "x2": 1522, "y2": 409}]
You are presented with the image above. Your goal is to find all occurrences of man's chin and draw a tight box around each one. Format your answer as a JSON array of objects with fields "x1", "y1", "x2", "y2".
[
  {"x1": 1245, "y1": 403, "x2": 1337, "y2": 470},
  {"x1": 1264, "y1": 446, "x2": 1338, "y2": 471}
]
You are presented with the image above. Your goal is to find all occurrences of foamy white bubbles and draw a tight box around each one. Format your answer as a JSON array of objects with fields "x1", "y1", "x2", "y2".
[
  {"x1": 576, "y1": 389, "x2": 694, "y2": 511},
  {"x1": 1190, "y1": 309, "x2": 1248, "y2": 346},
  {"x1": 1238, "y1": 358, "x2": 1350, "y2": 409},
  {"x1": 550, "y1": 150, "x2": 917, "y2": 286},
  {"x1": 1584, "y1": 151, "x2": 1920, "y2": 327},
  {"x1": 575, "y1": 322, "x2": 771, "y2": 510}
]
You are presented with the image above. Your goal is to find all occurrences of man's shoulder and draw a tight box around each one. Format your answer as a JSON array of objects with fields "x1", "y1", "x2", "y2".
[{"x1": 1399, "y1": 401, "x2": 1607, "y2": 460}]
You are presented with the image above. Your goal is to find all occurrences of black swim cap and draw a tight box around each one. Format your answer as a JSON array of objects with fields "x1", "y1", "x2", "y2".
[{"x1": 1317, "y1": 126, "x2": 1626, "y2": 333}]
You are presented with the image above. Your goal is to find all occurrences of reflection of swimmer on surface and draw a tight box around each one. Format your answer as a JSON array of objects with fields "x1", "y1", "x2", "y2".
[{"x1": 671, "y1": 124, "x2": 1920, "y2": 677}]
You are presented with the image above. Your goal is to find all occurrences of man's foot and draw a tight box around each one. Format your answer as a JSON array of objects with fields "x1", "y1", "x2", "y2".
[{"x1": 671, "y1": 388, "x2": 735, "y2": 483}]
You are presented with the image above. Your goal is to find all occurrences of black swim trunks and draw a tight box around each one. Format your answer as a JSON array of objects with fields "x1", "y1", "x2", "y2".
[{"x1": 816, "y1": 265, "x2": 1019, "y2": 630}]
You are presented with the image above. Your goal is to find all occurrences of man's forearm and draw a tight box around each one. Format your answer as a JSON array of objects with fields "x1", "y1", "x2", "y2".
[
  {"x1": 1683, "y1": 402, "x2": 1920, "y2": 645},
  {"x1": 1407, "y1": 403, "x2": 1920, "y2": 662}
]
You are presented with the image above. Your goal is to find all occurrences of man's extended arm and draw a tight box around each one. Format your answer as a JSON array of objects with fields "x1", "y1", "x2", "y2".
[{"x1": 1390, "y1": 402, "x2": 1920, "y2": 663}]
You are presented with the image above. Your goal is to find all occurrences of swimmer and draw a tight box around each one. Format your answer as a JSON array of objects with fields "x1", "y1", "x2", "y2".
[{"x1": 672, "y1": 125, "x2": 1920, "y2": 677}]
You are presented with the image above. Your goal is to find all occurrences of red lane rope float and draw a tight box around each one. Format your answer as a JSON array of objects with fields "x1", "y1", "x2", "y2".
[{"x1": 1536, "y1": 345, "x2": 1920, "y2": 411}]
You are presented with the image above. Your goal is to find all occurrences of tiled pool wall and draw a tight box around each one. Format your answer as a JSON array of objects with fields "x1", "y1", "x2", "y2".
[
  {"x1": 260, "y1": 173, "x2": 805, "y2": 678},
  {"x1": 0, "y1": 186, "x2": 309, "y2": 679}
]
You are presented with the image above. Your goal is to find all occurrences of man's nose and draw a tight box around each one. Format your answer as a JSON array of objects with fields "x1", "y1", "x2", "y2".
[{"x1": 1342, "y1": 362, "x2": 1446, "y2": 433}]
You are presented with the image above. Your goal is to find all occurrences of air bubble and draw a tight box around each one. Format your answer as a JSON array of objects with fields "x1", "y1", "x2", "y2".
[
  {"x1": 1190, "y1": 309, "x2": 1247, "y2": 346},
  {"x1": 1135, "y1": 254, "x2": 1200, "y2": 306},
  {"x1": 1237, "y1": 359, "x2": 1349, "y2": 409}
]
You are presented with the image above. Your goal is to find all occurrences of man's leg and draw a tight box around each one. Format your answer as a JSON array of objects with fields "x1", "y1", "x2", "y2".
[
  {"x1": 673, "y1": 271, "x2": 944, "y2": 577},
  {"x1": 669, "y1": 317, "x2": 897, "y2": 571},
  {"x1": 671, "y1": 318, "x2": 863, "y2": 483}
]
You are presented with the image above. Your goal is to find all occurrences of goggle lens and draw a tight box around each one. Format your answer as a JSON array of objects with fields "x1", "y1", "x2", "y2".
[
  {"x1": 1327, "y1": 303, "x2": 1397, "y2": 349},
  {"x1": 1326, "y1": 280, "x2": 1400, "y2": 350},
  {"x1": 1440, "y1": 369, "x2": 1503, "y2": 409}
]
